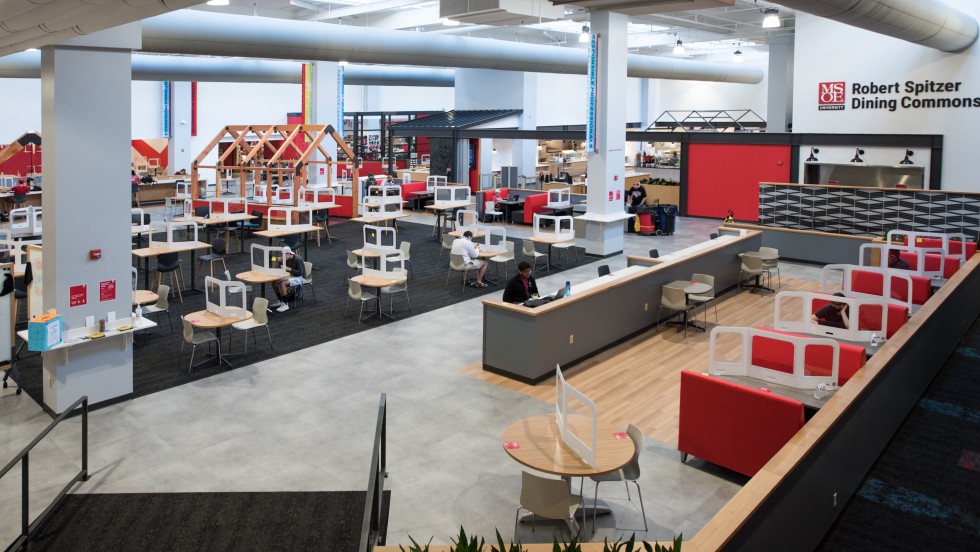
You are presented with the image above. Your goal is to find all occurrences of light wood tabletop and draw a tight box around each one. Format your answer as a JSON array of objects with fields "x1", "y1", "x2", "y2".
[
  {"x1": 350, "y1": 213, "x2": 408, "y2": 225},
  {"x1": 254, "y1": 225, "x2": 321, "y2": 239},
  {"x1": 351, "y1": 273, "x2": 407, "y2": 288},
  {"x1": 184, "y1": 309, "x2": 253, "y2": 329},
  {"x1": 131, "y1": 241, "x2": 211, "y2": 258},
  {"x1": 425, "y1": 201, "x2": 473, "y2": 212},
  {"x1": 527, "y1": 234, "x2": 574, "y2": 245},
  {"x1": 132, "y1": 289, "x2": 159, "y2": 306},
  {"x1": 501, "y1": 413, "x2": 634, "y2": 477},
  {"x1": 174, "y1": 213, "x2": 254, "y2": 226},
  {"x1": 235, "y1": 270, "x2": 284, "y2": 284},
  {"x1": 449, "y1": 229, "x2": 486, "y2": 239}
]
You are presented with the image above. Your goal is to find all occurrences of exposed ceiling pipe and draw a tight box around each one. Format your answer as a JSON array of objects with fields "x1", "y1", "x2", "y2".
[
  {"x1": 140, "y1": 10, "x2": 764, "y2": 84},
  {"x1": 0, "y1": 50, "x2": 456, "y2": 86},
  {"x1": 774, "y1": 0, "x2": 977, "y2": 52}
]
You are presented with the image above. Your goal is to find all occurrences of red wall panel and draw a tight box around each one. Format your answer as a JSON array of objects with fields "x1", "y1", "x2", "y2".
[{"x1": 686, "y1": 143, "x2": 791, "y2": 221}]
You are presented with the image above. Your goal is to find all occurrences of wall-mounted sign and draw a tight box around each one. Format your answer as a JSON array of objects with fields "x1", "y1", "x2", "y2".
[
  {"x1": 99, "y1": 280, "x2": 116, "y2": 302},
  {"x1": 69, "y1": 284, "x2": 87, "y2": 307},
  {"x1": 818, "y1": 79, "x2": 980, "y2": 112}
]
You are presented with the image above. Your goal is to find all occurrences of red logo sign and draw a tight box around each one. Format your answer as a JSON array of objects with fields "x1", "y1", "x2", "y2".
[
  {"x1": 69, "y1": 285, "x2": 87, "y2": 307},
  {"x1": 100, "y1": 280, "x2": 116, "y2": 302},
  {"x1": 818, "y1": 82, "x2": 845, "y2": 110}
]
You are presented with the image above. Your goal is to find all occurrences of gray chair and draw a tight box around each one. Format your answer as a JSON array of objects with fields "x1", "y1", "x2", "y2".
[
  {"x1": 759, "y1": 246, "x2": 781, "y2": 289},
  {"x1": 490, "y1": 241, "x2": 516, "y2": 279},
  {"x1": 658, "y1": 285, "x2": 695, "y2": 338},
  {"x1": 484, "y1": 200, "x2": 503, "y2": 224},
  {"x1": 344, "y1": 250, "x2": 363, "y2": 284},
  {"x1": 514, "y1": 471, "x2": 582, "y2": 540},
  {"x1": 648, "y1": 248, "x2": 660, "y2": 259},
  {"x1": 380, "y1": 268, "x2": 411, "y2": 314},
  {"x1": 688, "y1": 273, "x2": 717, "y2": 325},
  {"x1": 738, "y1": 254, "x2": 768, "y2": 292},
  {"x1": 302, "y1": 261, "x2": 316, "y2": 302},
  {"x1": 346, "y1": 279, "x2": 376, "y2": 323},
  {"x1": 446, "y1": 253, "x2": 474, "y2": 290},
  {"x1": 179, "y1": 318, "x2": 221, "y2": 374},
  {"x1": 590, "y1": 424, "x2": 647, "y2": 533},
  {"x1": 232, "y1": 297, "x2": 273, "y2": 355},
  {"x1": 440, "y1": 233, "x2": 454, "y2": 259},
  {"x1": 522, "y1": 240, "x2": 548, "y2": 272},
  {"x1": 142, "y1": 284, "x2": 173, "y2": 333},
  {"x1": 395, "y1": 241, "x2": 413, "y2": 279}
]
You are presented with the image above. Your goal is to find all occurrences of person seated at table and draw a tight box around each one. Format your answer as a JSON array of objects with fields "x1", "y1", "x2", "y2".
[
  {"x1": 450, "y1": 230, "x2": 488, "y2": 288},
  {"x1": 811, "y1": 292, "x2": 850, "y2": 329},
  {"x1": 626, "y1": 181, "x2": 646, "y2": 213},
  {"x1": 503, "y1": 261, "x2": 539, "y2": 304},
  {"x1": 366, "y1": 173, "x2": 378, "y2": 191},
  {"x1": 270, "y1": 246, "x2": 305, "y2": 313},
  {"x1": 11, "y1": 179, "x2": 29, "y2": 196},
  {"x1": 175, "y1": 168, "x2": 187, "y2": 175},
  {"x1": 887, "y1": 248, "x2": 910, "y2": 270},
  {"x1": 491, "y1": 188, "x2": 502, "y2": 206}
]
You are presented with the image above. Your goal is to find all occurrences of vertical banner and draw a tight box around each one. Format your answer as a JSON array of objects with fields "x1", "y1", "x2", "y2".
[
  {"x1": 191, "y1": 82, "x2": 198, "y2": 137},
  {"x1": 302, "y1": 63, "x2": 312, "y2": 124},
  {"x1": 161, "y1": 81, "x2": 171, "y2": 138},
  {"x1": 337, "y1": 64, "x2": 345, "y2": 129},
  {"x1": 586, "y1": 33, "x2": 599, "y2": 153}
]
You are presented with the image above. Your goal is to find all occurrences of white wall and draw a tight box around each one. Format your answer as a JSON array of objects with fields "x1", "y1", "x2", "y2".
[
  {"x1": 654, "y1": 58, "x2": 769, "y2": 118},
  {"x1": 793, "y1": 0, "x2": 980, "y2": 191},
  {"x1": 0, "y1": 79, "x2": 41, "y2": 143}
]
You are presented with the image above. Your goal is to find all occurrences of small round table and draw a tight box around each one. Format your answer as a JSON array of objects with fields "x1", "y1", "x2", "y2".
[
  {"x1": 184, "y1": 309, "x2": 254, "y2": 368},
  {"x1": 351, "y1": 273, "x2": 407, "y2": 321},
  {"x1": 132, "y1": 289, "x2": 158, "y2": 307}
]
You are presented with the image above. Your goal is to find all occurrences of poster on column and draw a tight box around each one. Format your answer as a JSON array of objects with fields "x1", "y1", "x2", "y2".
[
  {"x1": 27, "y1": 245, "x2": 44, "y2": 319},
  {"x1": 586, "y1": 33, "x2": 599, "y2": 153},
  {"x1": 100, "y1": 280, "x2": 116, "y2": 302}
]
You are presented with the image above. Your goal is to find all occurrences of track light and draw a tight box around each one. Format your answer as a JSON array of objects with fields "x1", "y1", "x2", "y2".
[
  {"x1": 899, "y1": 149, "x2": 914, "y2": 165},
  {"x1": 806, "y1": 147, "x2": 819, "y2": 162},
  {"x1": 579, "y1": 26, "x2": 590, "y2": 43},
  {"x1": 761, "y1": 8, "x2": 780, "y2": 28},
  {"x1": 673, "y1": 37, "x2": 685, "y2": 55},
  {"x1": 206, "y1": 0, "x2": 229, "y2": 5},
  {"x1": 851, "y1": 148, "x2": 865, "y2": 163},
  {"x1": 733, "y1": 48, "x2": 743, "y2": 62}
]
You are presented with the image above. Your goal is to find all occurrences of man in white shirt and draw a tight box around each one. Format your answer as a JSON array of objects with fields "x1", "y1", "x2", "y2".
[{"x1": 450, "y1": 230, "x2": 489, "y2": 287}]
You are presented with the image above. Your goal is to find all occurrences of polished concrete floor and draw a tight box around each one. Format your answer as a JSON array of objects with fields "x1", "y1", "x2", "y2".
[{"x1": 0, "y1": 214, "x2": 824, "y2": 547}]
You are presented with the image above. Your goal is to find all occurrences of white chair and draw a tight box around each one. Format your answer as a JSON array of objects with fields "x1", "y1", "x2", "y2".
[
  {"x1": 687, "y1": 273, "x2": 717, "y2": 325},
  {"x1": 514, "y1": 471, "x2": 582, "y2": 540},
  {"x1": 446, "y1": 253, "x2": 474, "y2": 290},
  {"x1": 392, "y1": 241, "x2": 413, "y2": 279},
  {"x1": 346, "y1": 279, "x2": 376, "y2": 323},
  {"x1": 484, "y1": 200, "x2": 503, "y2": 224},
  {"x1": 439, "y1": 233, "x2": 454, "y2": 259},
  {"x1": 232, "y1": 297, "x2": 273, "y2": 356},
  {"x1": 142, "y1": 284, "x2": 173, "y2": 333},
  {"x1": 302, "y1": 261, "x2": 316, "y2": 302},
  {"x1": 759, "y1": 246, "x2": 781, "y2": 289},
  {"x1": 179, "y1": 318, "x2": 221, "y2": 374},
  {"x1": 658, "y1": 285, "x2": 695, "y2": 338},
  {"x1": 522, "y1": 240, "x2": 548, "y2": 272},
  {"x1": 380, "y1": 268, "x2": 411, "y2": 314},
  {"x1": 490, "y1": 241, "x2": 516, "y2": 279},
  {"x1": 590, "y1": 424, "x2": 648, "y2": 533},
  {"x1": 345, "y1": 250, "x2": 363, "y2": 283},
  {"x1": 552, "y1": 238, "x2": 578, "y2": 265}
]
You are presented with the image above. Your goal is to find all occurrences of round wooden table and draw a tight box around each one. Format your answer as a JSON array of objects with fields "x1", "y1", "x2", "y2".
[
  {"x1": 351, "y1": 273, "x2": 407, "y2": 321},
  {"x1": 184, "y1": 309, "x2": 254, "y2": 368},
  {"x1": 132, "y1": 289, "x2": 158, "y2": 306},
  {"x1": 502, "y1": 414, "x2": 633, "y2": 478},
  {"x1": 236, "y1": 270, "x2": 283, "y2": 298}
]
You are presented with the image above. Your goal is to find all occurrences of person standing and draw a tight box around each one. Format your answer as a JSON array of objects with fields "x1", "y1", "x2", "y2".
[{"x1": 626, "y1": 181, "x2": 646, "y2": 212}]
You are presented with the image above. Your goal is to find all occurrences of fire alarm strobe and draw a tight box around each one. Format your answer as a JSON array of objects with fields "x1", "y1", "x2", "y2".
[{"x1": 89, "y1": 249, "x2": 102, "y2": 260}]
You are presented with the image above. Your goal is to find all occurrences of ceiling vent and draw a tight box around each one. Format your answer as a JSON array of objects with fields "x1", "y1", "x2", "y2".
[
  {"x1": 547, "y1": 0, "x2": 734, "y2": 17},
  {"x1": 440, "y1": 0, "x2": 566, "y2": 26}
]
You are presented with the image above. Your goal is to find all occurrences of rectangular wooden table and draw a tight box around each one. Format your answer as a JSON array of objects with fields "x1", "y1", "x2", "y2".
[
  {"x1": 254, "y1": 225, "x2": 322, "y2": 259},
  {"x1": 131, "y1": 241, "x2": 212, "y2": 292}
]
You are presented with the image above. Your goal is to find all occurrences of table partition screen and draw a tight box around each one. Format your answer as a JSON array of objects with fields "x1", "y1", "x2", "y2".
[
  {"x1": 821, "y1": 264, "x2": 916, "y2": 312},
  {"x1": 205, "y1": 276, "x2": 248, "y2": 319},
  {"x1": 426, "y1": 175, "x2": 447, "y2": 191},
  {"x1": 363, "y1": 185, "x2": 403, "y2": 216},
  {"x1": 363, "y1": 250, "x2": 405, "y2": 280},
  {"x1": 887, "y1": 229, "x2": 970, "y2": 264},
  {"x1": 299, "y1": 186, "x2": 335, "y2": 207},
  {"x1": 555, "y1": 366, "x2": 597, "y2": 467},
  {"x1": 250, "y1": 244, "x2": 287, "y2": 277},
  {"x1": 455, "y1": 209, "x2": 479, "y2": 232},
  {"x1": 479, "y1": 225, "x2": 508, "y2": 253},
  {"x1": 533, "y1": 214, "x2": 574, "y2": 240},
  {"x1": 709, "y1": 326, "x2": 840, "y2": 389},
  {"x1": 207, "y1": 197, "x2": 247, "y2": 216},
  {"x1": 267, "y1": 206, "x2": 314, "y2": 230},
  {"x1": 773, "y1": 291, "x2": 896, "y2": 344},
  {"x1": 547, "y1": 188, "x2": 571, "y2": 208},
  {"x1": 148, "y1": 221, "x2": 198, "y2": 248},
  {"x1": 363, "y1": 225, "x2": 396, "y2": 251},
  {"x1": 859, "y1": 243, "x2": 947, "y2": 280}
]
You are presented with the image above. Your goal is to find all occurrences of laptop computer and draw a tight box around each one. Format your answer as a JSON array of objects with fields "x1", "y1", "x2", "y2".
[{"x1": 522, "y1": 286, "x2": 567, "y2": 308}]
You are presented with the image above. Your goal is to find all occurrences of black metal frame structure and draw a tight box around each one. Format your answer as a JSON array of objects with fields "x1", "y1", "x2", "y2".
[
  {"x1": 359, "y1": 393, "x2": 387, "y2": 552},
  {"x1": 343, "y1": 111, "x2": 440, "y2": 175}
]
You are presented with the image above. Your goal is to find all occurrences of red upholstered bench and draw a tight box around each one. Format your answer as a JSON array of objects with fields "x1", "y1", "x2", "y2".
[
  {"x1": 899, "y1": 250, "x2": 961, "y2": 279},
  {"x1": 751, "y1": 327, "x2": 867, "y2": 387},
  {"x1": 914, "y1": 237, "x2": 977, "y2": 259},
  {"x1": 679, "y1": 370, "x2": 804, "y2": 477},
  {"x1": 849, "y1": 269, "x2": 931, "y2": 307},
  {"x1": 522, "y1": 193, "x2": 550, "y2": 225}
]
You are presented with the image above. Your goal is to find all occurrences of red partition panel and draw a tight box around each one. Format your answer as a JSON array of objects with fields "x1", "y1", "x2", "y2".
[{"x1": 687, "y1": 143, "x2": 791, "y2": 221}]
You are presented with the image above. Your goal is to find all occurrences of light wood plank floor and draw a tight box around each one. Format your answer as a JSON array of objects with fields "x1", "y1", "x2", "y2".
[{"x1": 462, "y1": 277, "x2": 823, "y2": 446}]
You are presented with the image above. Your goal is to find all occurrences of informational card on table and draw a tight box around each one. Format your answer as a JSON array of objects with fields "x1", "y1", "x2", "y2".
[
  {"x1": 612, "y1": 432, "x2": 629, "y2": 440},
  {"x1": 504, "y1": 441, "x2": 521, "y2": 450}
]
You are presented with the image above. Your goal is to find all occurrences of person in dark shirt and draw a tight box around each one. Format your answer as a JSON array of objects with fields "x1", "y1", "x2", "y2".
[
  {"x1": 11, "y1": 179, "x2": 29, "y2": 196},
  {"x1": 811, "y1": 292, "x2": 850, "y2": 329},
  {"x1": 502, "y1": 261, "x2": 539, "y2": 304},
  {"x1": 627, "y1": 182, "x2": 646, "y2": 212},
  {"x1": 271, "y1": 246, "x2": 305, "y2": 313},
  {"x1": 888, "y1": 249, "x2": 911, "y2": 270}
]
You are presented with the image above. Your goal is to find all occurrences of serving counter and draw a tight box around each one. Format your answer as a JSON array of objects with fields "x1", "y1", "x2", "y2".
[{"x1": 481, "y1": 231, "x2": 762, "y2": 383}]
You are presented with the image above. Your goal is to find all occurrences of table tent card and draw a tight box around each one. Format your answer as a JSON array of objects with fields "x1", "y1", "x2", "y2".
[
  {"x1": 426, "y1": 175, "x2": 447, "y2": 191},
  {"x1": 267, "y1": 205, "x2": 314, "y2": 231},
  {"x1": 131, "y1": 208, "x2": 150, "y2": 232},
  {"x1": 364, "y1": 250, "x2": 406, "y2": 280},
  {"x1": 250, "y1": 244, "x2": 288, "y2": 277},
  {"x1": 546, "y1": 187, "x2": 571, "y2": 209},
  {"x1": 204, "y1": 276, "x2": 248, "y2": 319},
  {"x1": 455, "y1": 209, "x2": 480, "y2": 233},
  {"x1": 479, "y1": 225, "x2": 508, "y2": 254},
  {"x1": 708, "y1": 326, "x2": 840, "y2": 389},
  {"x1": 298, "y1": 186, "x2": 335, "y2": 207},
  {"x1": 148, "y1": 220, "x2": 198, "y2": 248},
  {"x1": 533, "y1": 214, "x2": 574, "y2": 240},
  {"x1": 774, "y1": 291, "x2": 897, "y2": 345},
  {"x1": 363, "y1": 224, "x2": 397, "y2": 252},
  {"x1": 554, "y1": 366, "x2": 597, "y2": 467}
]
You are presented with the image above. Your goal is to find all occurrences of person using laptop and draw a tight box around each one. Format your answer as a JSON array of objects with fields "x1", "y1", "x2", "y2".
[
  {"x1": 503, "y1": 261, "x2": 539, "y2": 303},
  {"x1": 450, "y1": 230, "x2": 488, "y2": 287}
]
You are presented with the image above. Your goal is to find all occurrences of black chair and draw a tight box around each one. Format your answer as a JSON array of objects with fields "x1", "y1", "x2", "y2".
[
  {"x1": 194, "y1": 206, "x2": 210, "y2": 218},
  {"x1": 709, "y1": 233, "x2": 719, "y2": 240},
  {"x1": 239, "y1": 209, "x2": 264, "y2": 240},
  {"x1": 597, "y1": 265, "x2": 611, "y2": 277},
  {"x1": 197, "y1": 238, "x2": 228, "y2": 283},
  {"x1": 313, "y1": 209, "x2": 332, "y2": 244},
  {"x1": 156, "y1": 252, "x2": 184, "y2": 303},
  {"x1": 9, "y1": 193, "x2": 27, "y2": 206},
  {"x1": 282, "y1": 235, "x2": 301, "y2": 252},
  {"x1": 649, "y1": 249, "x2": 660, "y2": 259}
]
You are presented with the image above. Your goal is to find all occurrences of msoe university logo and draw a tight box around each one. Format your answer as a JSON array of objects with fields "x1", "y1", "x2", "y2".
[{"x1": 818, "y1": 82, "x2": 846, "y2": 110}]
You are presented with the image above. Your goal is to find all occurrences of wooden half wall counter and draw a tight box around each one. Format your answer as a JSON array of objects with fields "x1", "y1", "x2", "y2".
[
  {"x1": 481, "y1": 231, "x2": 762, "y2": 383},
  {"x1": 719, "y1": 223, "x2": 874, "y2": 265}
]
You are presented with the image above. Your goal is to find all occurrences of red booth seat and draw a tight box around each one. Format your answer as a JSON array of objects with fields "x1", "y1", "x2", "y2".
[
  {"x1": 751, "y1": 328, "x2": 866, "y2": 387},
  {"x1": 913, "y1": 237, "x2": 977, "y2": 259},
  {"x1": 479, "y1": 188, "x2": 510, "y2": 205},
  {"x1": 400, "y1": 181, "x2": 428, "y2": 197},
  {"x1": 810, "y1": 298, "x2": 908, "y2": 339},
  {"x1": 520, "y1": 193, "x2": 549, "y2": 225},
  {"x1": 898, "y1": 250, "x2": 961, "y2": 279},
  {"x1": 679, "y1": 370, "x2": 804, "y2": 477},
  {"x1": 850, "y1": 269, "x2": 931, "y2": 306}
]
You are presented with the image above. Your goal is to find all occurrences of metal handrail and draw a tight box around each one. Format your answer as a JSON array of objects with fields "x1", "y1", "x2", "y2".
[
  {"x1": 359, "y1": 393, "x2": 387, "y2": 552},
  {"x1": 0, "y1": 395, "x2": 88, "y2": 552}
]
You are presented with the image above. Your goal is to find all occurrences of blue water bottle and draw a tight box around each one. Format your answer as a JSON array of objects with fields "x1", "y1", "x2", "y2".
[{"x1": 565, "y1": 280, "x2": 571, "y2": 297}]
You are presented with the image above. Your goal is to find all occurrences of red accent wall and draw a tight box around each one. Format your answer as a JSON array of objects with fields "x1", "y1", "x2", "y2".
[{"x1": 686, "y1": 143, "x2": 791, "y2": 221}]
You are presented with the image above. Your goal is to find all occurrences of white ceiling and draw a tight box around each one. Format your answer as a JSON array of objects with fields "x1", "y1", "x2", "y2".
[{"x1": 190, "y1": 0, "x2": 795, "y2": 61}]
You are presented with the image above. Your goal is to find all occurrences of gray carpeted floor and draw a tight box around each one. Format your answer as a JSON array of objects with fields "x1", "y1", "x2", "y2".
[
  {"x1": 9, "y1": 219, "x2": 590, "y2": 407},
  {"x1": 29, "y1": 490, "x2": 390, "y2": 551}
]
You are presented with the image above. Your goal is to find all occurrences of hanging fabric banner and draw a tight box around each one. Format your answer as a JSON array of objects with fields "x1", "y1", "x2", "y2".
[
  {"x1": 586, "y1": 33, "x2": 600, "y2": 153},
  {"x1": 338, "y1": 64, "x2": 345, "y2": 129},
  {"x1": 161, "y1": 81, "x2": 171, "y2": 138}
]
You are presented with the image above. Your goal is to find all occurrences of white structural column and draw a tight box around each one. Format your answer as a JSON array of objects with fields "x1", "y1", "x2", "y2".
[
  {"x1": 766, "y1": 34, "x2": 794, "y2": 133},
  {"x1": 168, "y1": 81, "x2": 193, "y2": 172},
  {"x1": 455, "y1": 69, "x2": 538, "y2": 179},
  {"x1": 309, "y1": 61, "x2": 340, "y2": 186},
  {"x1": 40, "y1": 25, "x2": 140, "y2": 414},
  {"x1": 583, "y1": 11, "x2": 630, "y2": 257}
]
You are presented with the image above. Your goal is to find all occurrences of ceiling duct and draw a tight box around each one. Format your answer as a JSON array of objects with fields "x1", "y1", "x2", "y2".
[
  {"x1": 547, "y1": 0, "x2": 735, "y2": 17},
  {"x1": 439, "y1": 0, "x2": 565, "y2": 26},
  {"x1": 774, "y1": 0, "x2": 977, "y2": 53}
]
